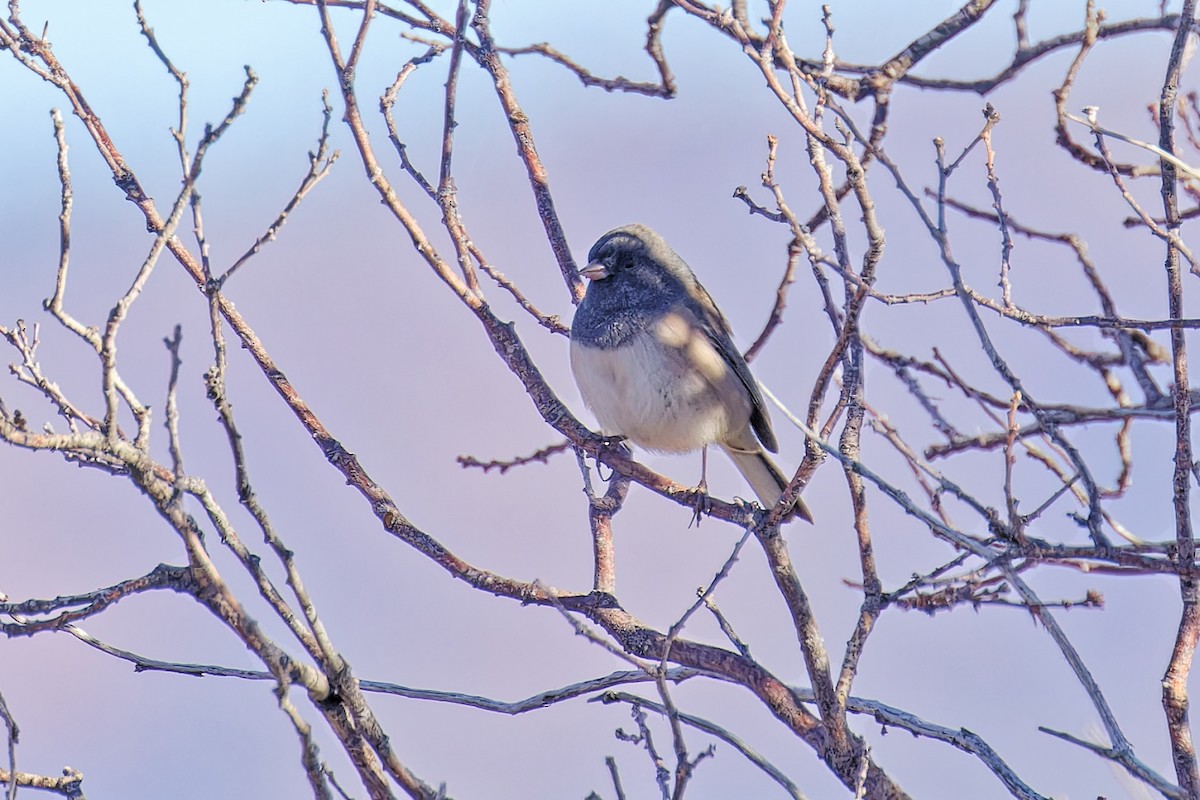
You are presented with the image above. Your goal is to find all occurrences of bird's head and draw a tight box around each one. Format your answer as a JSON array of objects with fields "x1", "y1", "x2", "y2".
[{"x1": 580, "y1": 224, "x2": 693, "y2": 295}]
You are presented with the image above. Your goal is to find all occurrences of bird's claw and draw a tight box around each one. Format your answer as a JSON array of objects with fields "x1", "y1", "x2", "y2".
[
  {"x1": 688, "y1": 480, "x2": 711, "y2": 528},
  {"x1": 598, "y1": 435, "x2": 631, "y2": 462}
]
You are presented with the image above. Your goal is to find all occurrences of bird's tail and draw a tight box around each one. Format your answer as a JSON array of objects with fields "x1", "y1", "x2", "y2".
[{"x1": 720, "y1": 444, "x2": 814, "y2": 523}]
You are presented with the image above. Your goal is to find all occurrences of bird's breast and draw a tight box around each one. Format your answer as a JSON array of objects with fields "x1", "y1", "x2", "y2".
[{"x1": 570, "y1": 314, "x2": 751, "y2": 453}]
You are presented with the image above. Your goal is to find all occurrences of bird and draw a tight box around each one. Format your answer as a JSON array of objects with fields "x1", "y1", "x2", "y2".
[{"x1": 569, "y1": 223, "x2": 812, "y2": 523}]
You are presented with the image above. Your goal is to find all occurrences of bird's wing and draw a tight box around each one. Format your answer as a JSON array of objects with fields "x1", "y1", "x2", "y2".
[{"x1": 685, "y1": 282, "x2": 780, "y2": 454}]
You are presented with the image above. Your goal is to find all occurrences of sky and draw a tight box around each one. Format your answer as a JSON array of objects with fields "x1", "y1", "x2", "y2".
[{"x1": 1, "y1": 1, "x2": 1195, "y2": 798}]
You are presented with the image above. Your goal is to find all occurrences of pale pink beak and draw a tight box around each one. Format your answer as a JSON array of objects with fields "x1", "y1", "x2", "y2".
[{"x1": 580, "y1": 262, "x2": 609, "y2": 281}]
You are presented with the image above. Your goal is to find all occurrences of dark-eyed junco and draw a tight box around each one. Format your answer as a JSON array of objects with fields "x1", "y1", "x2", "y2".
[{"x1": 570, "y1": 223, "x2": 813, "y2": 523}]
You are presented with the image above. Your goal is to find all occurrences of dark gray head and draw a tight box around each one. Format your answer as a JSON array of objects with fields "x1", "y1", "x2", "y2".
[
  {"x1": 583, "y1": 224, "x2": 698, "y2": 289},
  {"x1": 571, "y1": 224, "x2": 697, "y2": 348}
]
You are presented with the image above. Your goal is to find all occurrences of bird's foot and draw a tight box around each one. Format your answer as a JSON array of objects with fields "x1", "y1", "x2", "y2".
[
  {"x1": 599, "y1": 434, "x2": 630, "y2": 460},
  {"x1": 688, "y1": 479, "x2": 711, "y2": 528},
  {"x1": 592, "y1": 435, "x2": 629, "y2": 481}
]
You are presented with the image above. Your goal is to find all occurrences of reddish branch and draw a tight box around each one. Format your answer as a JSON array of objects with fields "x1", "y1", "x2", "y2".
[{"x1": 1158, "y1": 0, "x2": 1200, "y2": 793}]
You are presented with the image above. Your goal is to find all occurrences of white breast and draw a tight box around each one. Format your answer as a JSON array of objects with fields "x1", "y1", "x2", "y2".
[{"x1": 570, "y1": 312, "x2": 752, "y2": 453}]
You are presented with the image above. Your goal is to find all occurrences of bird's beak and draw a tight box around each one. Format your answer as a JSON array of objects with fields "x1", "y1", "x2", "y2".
[{"x1": 580, "y1": 262, "x2": 609, "y2": 281}]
